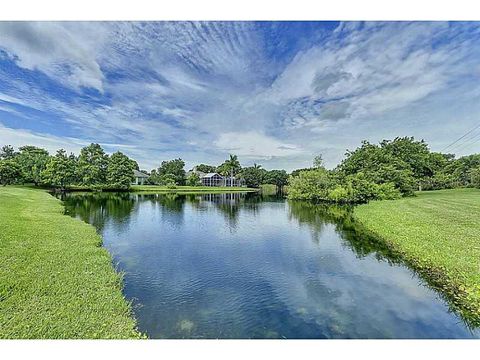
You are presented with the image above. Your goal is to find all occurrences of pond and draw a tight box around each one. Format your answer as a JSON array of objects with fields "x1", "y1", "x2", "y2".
[{"x1": 59, "y1": 191, "x2": 479, "y2": 339}]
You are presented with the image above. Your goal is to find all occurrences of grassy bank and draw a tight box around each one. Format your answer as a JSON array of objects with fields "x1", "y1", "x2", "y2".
[
  {"x1": 130, "y1": 185, "x2": 256, "y2": 192},
  {"x1": 0, "y1": 186, "x2": 142, "y2": 339},
  {"x1": 354, "y1": 188, "x2": 480, "y2": 325}
]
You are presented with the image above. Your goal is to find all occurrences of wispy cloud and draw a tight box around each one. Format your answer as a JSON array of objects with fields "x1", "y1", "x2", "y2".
[{"x1": 0, "y1": 22, "x2": 479, "y2": 171}]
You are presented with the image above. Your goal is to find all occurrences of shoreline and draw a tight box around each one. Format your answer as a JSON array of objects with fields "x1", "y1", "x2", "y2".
[
  {"x1": 353, "y1": 189, "x2": 480, "y2": 328},
  {"x1": 0, "y1": 186, "x2": 143, "y2": 339}
]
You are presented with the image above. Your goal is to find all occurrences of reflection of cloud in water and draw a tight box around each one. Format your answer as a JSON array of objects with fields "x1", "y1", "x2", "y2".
[{"x1": 60, "y1": 192, "x2": 479, "y2": 338}]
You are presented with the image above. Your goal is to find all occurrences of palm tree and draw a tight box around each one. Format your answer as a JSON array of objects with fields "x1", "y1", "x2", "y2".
[{"x1": 224, "y1": 154, "x2": 241, "y2": 186}]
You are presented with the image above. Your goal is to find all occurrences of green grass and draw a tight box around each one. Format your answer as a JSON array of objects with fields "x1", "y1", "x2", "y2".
[
  {"x1": 354, "y1": 188, "x2": 480, "y2": 325},
  {"x1": 0, "y1": 186, "x2": 142, "y2": 339},
  {"x1": 130, "y1": 185, "x2": 257, "y2": 193}
]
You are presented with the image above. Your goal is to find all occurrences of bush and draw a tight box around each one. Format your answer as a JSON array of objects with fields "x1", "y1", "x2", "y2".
[
  {"x1": 186, "y1": 173, "x2": 201, "y2": 186},
  {"x1": 420, "y1": 172, "x2": 456, "y2": 190},
  {"x1": 287, "y1": 168, "x2": 334, "y2": 201},
  {"x1": 376, "y1": 182, "x2": 402, "y2": 200},
  {"x1": 159, "y1": 174, "x2": 177, "y2": 186},
  {"x1": 346, "y1": 173, "x2": 381, "y2": 203},
  {"x1": 288, "y1": 170, "x2": 401, "y2": 204},
  {"x1": 327, "y1": 185, "x2": 350, "y2": 203}
]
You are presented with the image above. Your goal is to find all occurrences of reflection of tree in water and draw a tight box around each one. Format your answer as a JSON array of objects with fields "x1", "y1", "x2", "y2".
[
  {"x1": 288, "y1": 200, "x2": 400, "y2": 261},
  {"x1": 288, "y1": 200, "x2": 480, "y2": 330},
  {"x1": 61, "y1": 192, "x2": 136, "y2": 232},
  {"x1": 139, "y1": 193, "x2": 185, "y2": 213},
  {"x1": 242, "y1": 192, "x2": 284, "y2": 214},
  {"x1": 287, "y1": 201, "x2": 349, "y2": 245},
  {"x1": 190, "y1": 192, "x2": 288, "y2": 230}
]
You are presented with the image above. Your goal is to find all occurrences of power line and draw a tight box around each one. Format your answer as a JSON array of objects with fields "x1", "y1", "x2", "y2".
[
  {"x1": 452, "y1": 132, "x2": 480, "y2": 153},
  {"x1": 440, "y1": 122, "x2": 480, "y2": 153},
  {"x1": 447, "y1": 128, "x2": 480, "y2": 153}
]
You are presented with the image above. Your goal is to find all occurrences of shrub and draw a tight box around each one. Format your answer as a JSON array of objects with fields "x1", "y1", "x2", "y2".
[
  {"x1": 186, "y1": 172, "x2": 201, "y2": 186},
  {"x1": 159, "y1": 174, "x2": 177, "y2": 186},
  {"x1": 346, "y1": 173, "x2": 381, "y2": 203},
  {"x1": 376, "y1": 182, "x2": 402, "y2": 200},
  {"x1": 420, "y1": 172, "x2": 455, "y2": 190},
  {"x1": 327, "y1": 185, "x2": 350, "y2": 203},
  {"x1": 287, "y1": 168, "x2": 335, "y2": 201}
]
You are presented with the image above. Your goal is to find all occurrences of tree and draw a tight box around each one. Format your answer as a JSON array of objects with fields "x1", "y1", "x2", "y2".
[
  {"x1": 313, "y1": 155, "x2": 324, "y2": 169},
  {"x1": 77, "y1": 143, "x2": 109, "y2": 186},
  {"x1": 147, "y1": 169, "x2": 159, "y2": 185},
  {"x1": 186, "y1": 172, "x2": 201, "y2": 186},
  {"x1": 380, "y1": 137, "x2": 433, "y2": 179},
  {"x1": 194, "y1": 164, "x2": 217, "y2": 173},
  {"x1": 106, "y1": 151, "x2": 136, "y2": 190},
  {"x1": 469, "y1": 166, "x2": 480, "y2": 188},
  {"x1": 445, "y1": 154, "x2": 480, "y2": 186},
  {"x1": 287, "y1": 168, "x2": 334, "y2": 201},
  {"x1": 0, "y1": 145, "x2": 16, "y2": 160},
  {"x1": 0, "y1": 159, "x2": 21, "y2": 186},
  {"x1": 41, "y1": 149, "x2": 76, "y2": 189},
  {"x1": 157, "y1": 158, "x2": 186, "y2": 185},
  {"x1": 241, "y1": 166, "x2": 266, "y2": 188},
  {"x1": 264, "y1": 170, "x2": 289, "y2": 191},
  {"x1": 336, "y1": 140, "x2": 416, "y2": 195},
  {"x1": 217, "y1": 154, "x2": 242, "y2": 186},
  {"x1": 16, "y1": 146, "x2": 50, "y2": 185},
  {"x1": 290, "y1": 167, "x2": 314, "y2": 177},
  {"x1": 158, "y1": 173, "x2": 176, "y2": 187}
]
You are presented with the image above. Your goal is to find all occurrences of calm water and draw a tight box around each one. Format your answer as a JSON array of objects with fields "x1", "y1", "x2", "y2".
[{"x1": 59, "y1": 192, "x2": 479, "y2": 339}]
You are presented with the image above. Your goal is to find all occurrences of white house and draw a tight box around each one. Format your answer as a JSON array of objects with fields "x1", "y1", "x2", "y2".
[
  {"x1": 187, "y1": 168, "x2": 245, "y2": 187},
  {"x1": 132, "y1": 170, "x2": 149, "y2": 185}
]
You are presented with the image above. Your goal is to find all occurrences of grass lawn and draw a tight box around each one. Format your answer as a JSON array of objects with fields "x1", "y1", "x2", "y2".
[
  {"x1": 354, "y1": 188, "x2": 480, "y2": 325},
  {"x1": 0, "y1": 186, "x2": 142, "y2": 339},
  {"x1": 131, "y1": 185, "x2": 257, "y2": 192}
]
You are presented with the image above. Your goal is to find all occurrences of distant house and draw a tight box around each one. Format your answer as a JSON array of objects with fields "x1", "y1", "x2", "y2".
[
  {"x1": 202, "y1": 173, "x2": 225, "y2": 186},
  {"x1": 188, "y1": 168, "x2": 245, "y2": 187},
  {"x1": 132, "y1": 170, "x2": 149, "y2": 185}
]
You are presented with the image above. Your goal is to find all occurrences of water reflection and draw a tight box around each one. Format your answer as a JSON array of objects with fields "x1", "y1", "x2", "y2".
[
  {"x1": 58, "y1": 191, "x2": 479, "y2": 338},
  {"x1": 59, "y1": 192, "x2": 136, "y2": 231}
]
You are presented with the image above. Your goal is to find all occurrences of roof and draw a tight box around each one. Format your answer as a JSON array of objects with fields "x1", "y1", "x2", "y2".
[
  {"x1": 133, "y1": 170, "x2": 149, "y2": 178},
  {"x1": 202, "y1": 172, "x2": 223, "y2": 178}
]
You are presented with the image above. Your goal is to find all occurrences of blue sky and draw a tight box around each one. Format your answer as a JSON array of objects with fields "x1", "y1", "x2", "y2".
[{"x1": 0, "y1": 21, "x2": 480, "y2": 171}]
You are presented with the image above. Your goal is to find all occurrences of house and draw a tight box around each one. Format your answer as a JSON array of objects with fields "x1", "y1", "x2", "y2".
[
  {"x1": 188, "y1": 168, "x2": 245, "y2": 187},
  {"x1": 201, "y1": 173, "x2": 225, "y2": 186},
  {"x1": 201, "y1": 173, "x2": 245, "y2": 187},
  {"x1": 132, "y1": 170, "x2": 149, "y2": 185}
]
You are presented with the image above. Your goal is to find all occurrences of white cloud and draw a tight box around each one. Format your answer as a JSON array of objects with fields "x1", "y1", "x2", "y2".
[
  {"x1": 214, "y1": 131, "x2": 301, "y2": 159},
  {"x1": 268, "y1": 22, "x2": 477, "y2": 129},
  {"x1": 0, "y1": 22, "x2": 105, "y2": 91},
  {"x1": 1, "y1": 22, "x2": 480, "y2": 171},
  {"x1": 0, "y1": 124, "x2": 88, "y2": 154}
]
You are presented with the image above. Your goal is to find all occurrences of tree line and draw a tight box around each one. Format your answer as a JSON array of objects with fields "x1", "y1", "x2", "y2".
[
  {"x1": 0, "y1": 144, "x2": 288, "y2": 190},
  {"x1": 287, "y1": 137, "x2": 480, "y2": 203},
  {"x1": 0, "y1": 143, "x2": 139, "y2": 190},
  {"x1": 145, "y1": 154, "x2": 289, "y2": 190},
  {"x1": 1, "y1": 137, "x2": 479, "y2": 201}
]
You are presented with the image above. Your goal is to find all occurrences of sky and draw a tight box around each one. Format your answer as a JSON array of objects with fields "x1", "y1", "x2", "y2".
[{"x1": 0, "y1": 21, "x2": 480, "y2": 171}]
